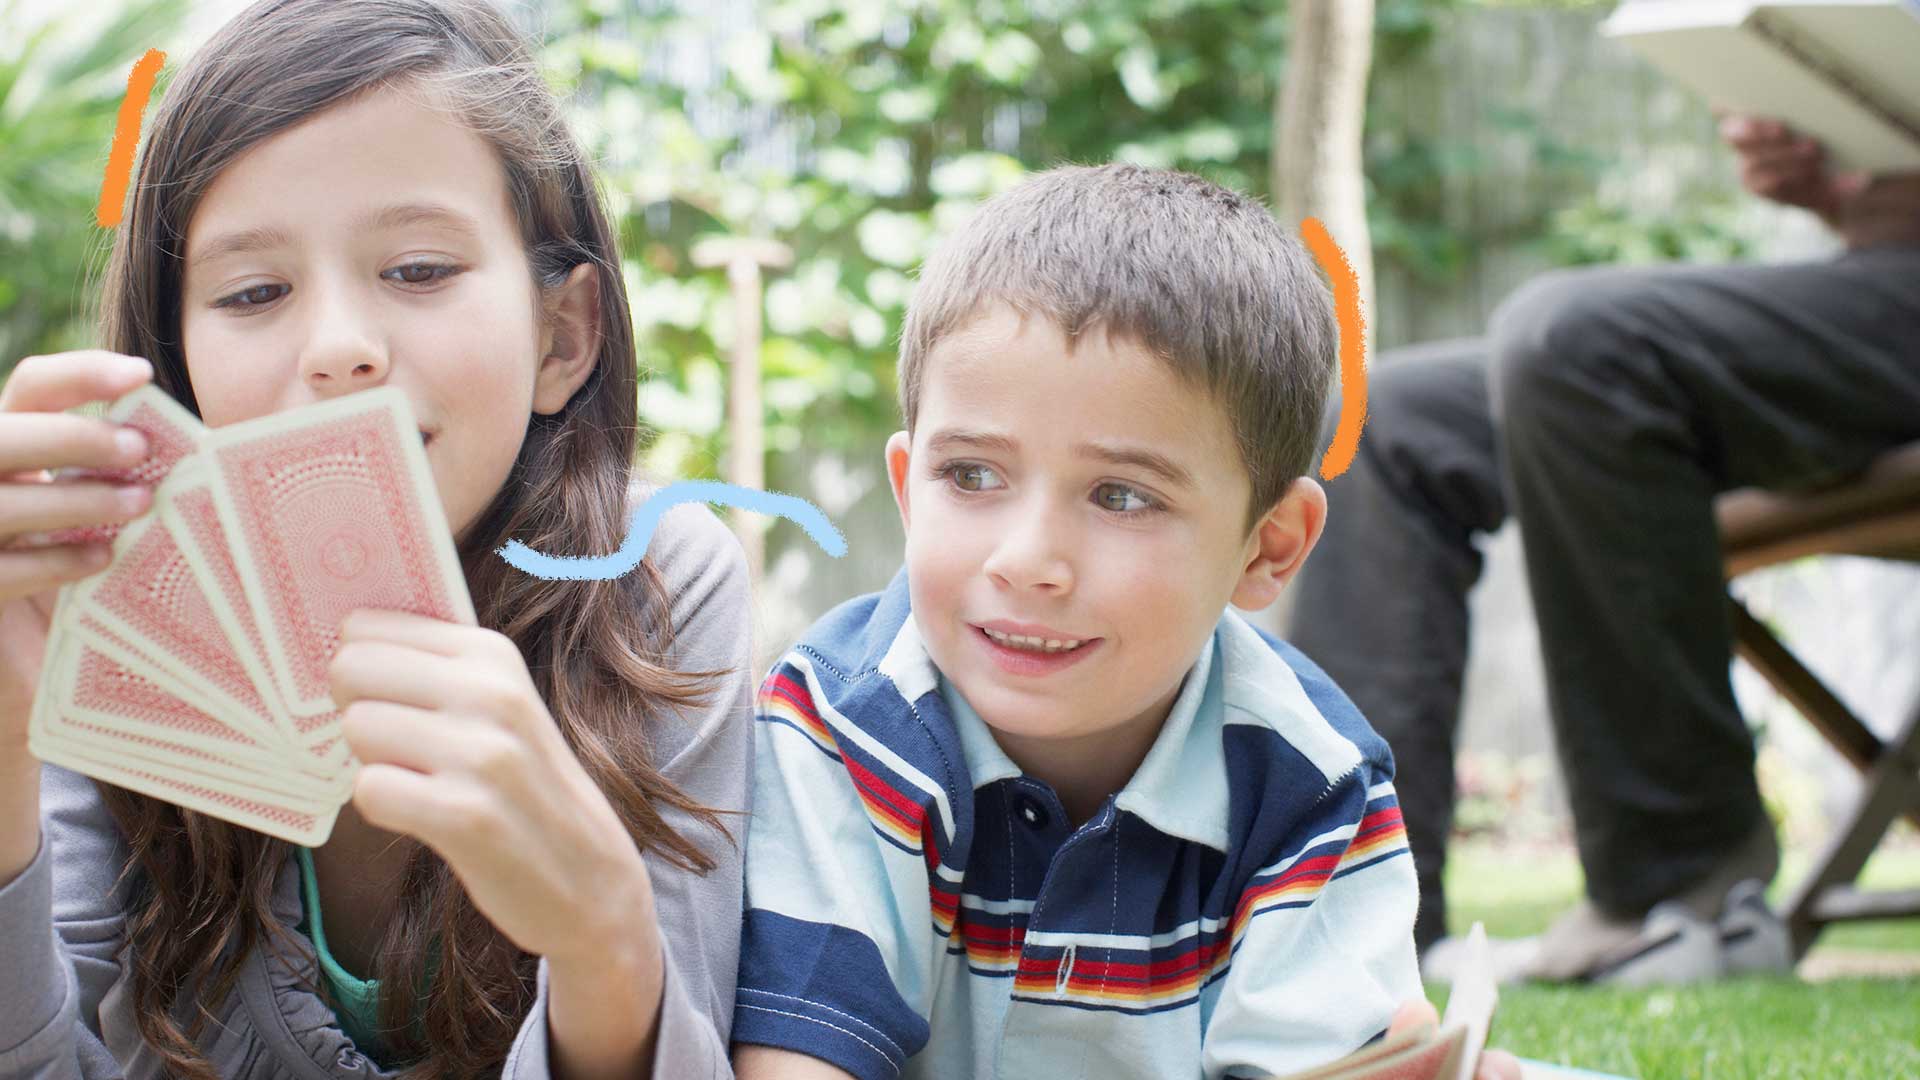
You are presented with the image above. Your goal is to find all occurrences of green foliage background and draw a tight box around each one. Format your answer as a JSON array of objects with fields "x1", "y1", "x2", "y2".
[{"x1": 0, "y1": 0, "x2": 1747, "y2": 491}]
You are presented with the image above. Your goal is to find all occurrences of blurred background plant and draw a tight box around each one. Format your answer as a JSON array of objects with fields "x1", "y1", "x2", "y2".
[{"x1": 0, "y1": 0, "x2": 187, "y2": 363}]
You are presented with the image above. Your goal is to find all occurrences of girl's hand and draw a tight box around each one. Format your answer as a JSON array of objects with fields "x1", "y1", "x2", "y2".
[
  {"x1": 327, "y1": 609, "x2": 660, "y2": 971},
  {"x1": 0, "y1": 352, "x2": 157, "y2": 745}
]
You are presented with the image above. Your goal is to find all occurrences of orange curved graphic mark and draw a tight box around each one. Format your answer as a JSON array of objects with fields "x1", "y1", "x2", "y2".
[
  {"x1": 1300, "y1": 217, "x2": 1367, "y2": 481},
  {"x1": 97, "y1": 49, "x2": 166, "y2": 229}
]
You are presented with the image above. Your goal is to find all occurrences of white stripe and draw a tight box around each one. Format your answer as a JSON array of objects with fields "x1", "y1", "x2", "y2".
[
  {"x1": 1215, "y1": 609, "x2": 1363, "y2": 785},
  {"x1": 1366, "y1": 781, "x2": 1396, "y2": 801},
  {"x1": 792, "y1": 654, "x2": 960, "y2": 846},
  {"x1": 958, "y1": 894, "x2": 1036, "y2": 916},
  {"x1": 1248, "y1": 820, "x2": 1361, "y2": 881},
  {"x1": 735, "y1": 1004, "x2": 901, "y2": 1070}
]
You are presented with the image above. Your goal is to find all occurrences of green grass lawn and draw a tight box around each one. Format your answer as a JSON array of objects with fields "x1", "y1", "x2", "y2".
[{"x1": 1434, "y1": 841, "x2": 1920, "y2": 1079}]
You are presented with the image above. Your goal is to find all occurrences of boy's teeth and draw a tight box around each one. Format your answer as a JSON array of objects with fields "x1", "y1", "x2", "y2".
[{"x1": 982, "y1": 627, "x2": 1084, "y2": 653}]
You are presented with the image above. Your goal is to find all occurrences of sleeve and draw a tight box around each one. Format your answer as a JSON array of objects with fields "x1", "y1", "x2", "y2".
[
  {"x1": 727, "y1": 657, "x2": 936, "y2": 1080},
  {"x1": 0, "y1": 763, "x2": 140, "y2": 1079},
  {"x1": 1199, "y1": 766, "x2": 1423, "y2": 1080},
  {"x1": 505, "y1": 503, "x2": 756, "y2": 1080}
]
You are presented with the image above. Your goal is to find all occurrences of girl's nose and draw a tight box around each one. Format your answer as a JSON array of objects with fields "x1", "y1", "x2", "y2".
[{"x1": 298, "y1": 312, "x2": 390, "y2": 392}]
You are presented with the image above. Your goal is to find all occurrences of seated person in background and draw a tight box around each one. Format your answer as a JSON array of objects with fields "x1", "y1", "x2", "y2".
[
  {"x1": 1288, "y1": 113, "x2": 1920, "y2": 982},
  {"x1": 728, "y1": 164, "x2": 1518, "y2": 1079}
]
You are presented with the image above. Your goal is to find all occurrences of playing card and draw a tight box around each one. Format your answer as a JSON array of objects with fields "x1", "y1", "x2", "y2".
[
  {"x1": 32, "y1": 634, "x2": 351, "y2": 805},
  {"x1": 1439, "y1": 922, "x2": 1498, "y2": 1080},
  {"x1": 46, "y1": 384, "x2": 204, "y2": 547},
  {"x1": 34, "y1": 733, "x2": 338, "y2": 846},
  {"x1": 204, "y1": 387, "x2": 474, "y2": 717},
  {"x1": 160, "y1": 458, "x2": 351, "y2": 767},
  {"x1": 63, "y1": 506, "x2": 291, "y2": 750}
]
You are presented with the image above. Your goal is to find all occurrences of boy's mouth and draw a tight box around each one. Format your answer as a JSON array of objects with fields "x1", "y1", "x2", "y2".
[
  {"x1": 979, "y1": 626, "x2": 1088, "y2": 654},
  {"x1": 972, "y1": 623, "x2": 1102, "y2": 678}
]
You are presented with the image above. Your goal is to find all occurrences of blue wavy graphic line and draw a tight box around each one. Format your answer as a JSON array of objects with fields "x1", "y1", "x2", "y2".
[{"x1": 496, "y1": 480, "x2": 847, "y2": 581}]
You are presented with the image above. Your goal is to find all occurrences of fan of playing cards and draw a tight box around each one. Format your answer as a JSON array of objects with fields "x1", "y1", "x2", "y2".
[{"x1": 28, "y1": 385, "x2": 475, "y2": 847}]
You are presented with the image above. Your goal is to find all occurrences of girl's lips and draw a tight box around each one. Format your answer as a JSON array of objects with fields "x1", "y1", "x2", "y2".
[{"x1": 971, "y1": 624, "x2": 1101, "y2": 678}]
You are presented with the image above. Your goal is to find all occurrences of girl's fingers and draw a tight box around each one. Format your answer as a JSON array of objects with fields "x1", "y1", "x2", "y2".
[
  {"x1": 0, "y1": 545, "x2": 111, "y2": 602},
  {"x1": 352, "y1": 761, "x2": 505, "y2": 854},
  {"x1": 0, "y1": 413, "x2": 149, "y2": 476},
  {"x1": 337, "y1": 608, "x2": 472, "y2": 657},
  {"x1": 339, "y1": 699, "x2": 465, "y2": 772},
  {"x1": 328, "y1": 639, "x2": 476, "y2": 712},
  {"x1": 0, "y1": 353, "x2": 152, "y2": 414},
  {"x1": 0, "y1": 481, "x2": 151, "y2": 537}
]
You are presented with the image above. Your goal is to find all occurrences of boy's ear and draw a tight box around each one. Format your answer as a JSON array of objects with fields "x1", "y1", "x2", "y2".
[
  {"x1": 885, "y1": 430, "x2": 913, "y2": 531},
  {"x1": 1230, "y1": 477, "x2": 1327, "y2": 611},
  {"x1": 532, "y1": 263, "x2": 602, "y2": 416}
]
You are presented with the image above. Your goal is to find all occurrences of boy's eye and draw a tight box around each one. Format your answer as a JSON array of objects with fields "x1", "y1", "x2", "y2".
[
  {"x1": 1094, "y1": 483, "x2": 1156, "y2": 513},
  {"x1": 944, "y1": 463, "x2": 1003, "y2": 492}
]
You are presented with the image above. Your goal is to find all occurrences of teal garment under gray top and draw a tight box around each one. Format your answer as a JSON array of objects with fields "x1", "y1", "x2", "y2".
[
  {"x1": 0, "y1": 499, "x2": 755, "y2": 1080},
  {"x1": 292, "y1": 847, "x2": 396, "y2": 1069}
]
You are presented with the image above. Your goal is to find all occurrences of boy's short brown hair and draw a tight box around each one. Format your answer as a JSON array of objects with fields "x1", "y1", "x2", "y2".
[{"x1": 898, "y1": 163, "x2": 1337, "y2": 527}]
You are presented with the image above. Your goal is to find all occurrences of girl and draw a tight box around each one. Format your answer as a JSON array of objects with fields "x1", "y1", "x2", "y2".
[{"x1": 0, "y1": 1, "x2": 752, "y2": 1078}]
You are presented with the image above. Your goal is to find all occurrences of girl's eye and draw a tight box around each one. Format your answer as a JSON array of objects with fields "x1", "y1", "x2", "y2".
[
  {"x1": 1094, "y1": 483, "x2": 1157, "y2": 514},
  {"x1": 941, "y1": 463, "x2": 1004, "y2": 493},
  {"x1": 211, "y1": 262, "x2": 462, "y2": 311},
  {"x1": 213, "y1": 283, "x2": 288, "y2": 310},
  {"x1": 385, "y1": 261, "x2": 461, "y2": 286}
]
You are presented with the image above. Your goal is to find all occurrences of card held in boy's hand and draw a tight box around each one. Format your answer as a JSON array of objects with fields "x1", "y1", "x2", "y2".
[{"x1": 1263, "y1": 922, "x2": 1497, "y2": 1080}]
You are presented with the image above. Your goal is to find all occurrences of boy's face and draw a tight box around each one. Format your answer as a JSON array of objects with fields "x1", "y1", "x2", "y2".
[{"x1": 887, "y1": 304, "x2": 1312, "y2": 758}]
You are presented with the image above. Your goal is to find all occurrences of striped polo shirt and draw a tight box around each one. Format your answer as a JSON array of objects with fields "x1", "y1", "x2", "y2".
[{"x1": 733, "y1": 571, "x2": 1420, "y2": 1080}]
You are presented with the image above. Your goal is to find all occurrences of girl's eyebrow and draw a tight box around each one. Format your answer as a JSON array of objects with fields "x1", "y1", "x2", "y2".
[{"x1": 189, "y1": 201, "x2": 483, "y2": 269}]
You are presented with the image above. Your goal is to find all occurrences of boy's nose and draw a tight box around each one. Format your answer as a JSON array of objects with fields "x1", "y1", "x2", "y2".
[{"x1": 982, "y1": 514, "x2": 1075, "y2": 595}]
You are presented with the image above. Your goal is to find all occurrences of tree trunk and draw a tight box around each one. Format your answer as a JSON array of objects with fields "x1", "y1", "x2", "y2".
[{"x1": 1274, "y1": 0, "x2": 1376, "y2": 322}]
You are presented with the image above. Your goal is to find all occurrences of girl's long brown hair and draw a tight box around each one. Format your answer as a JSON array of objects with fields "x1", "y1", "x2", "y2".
[{"x1": 89, "y1": 2, "x2": 730, "y2": 1076}]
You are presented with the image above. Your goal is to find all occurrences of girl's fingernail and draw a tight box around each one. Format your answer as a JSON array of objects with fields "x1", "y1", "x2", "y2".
[
  {"x1": 119, "y1": 356, "x2": 153, "y2": 379},
  {"x1": 115, "y1": 428, "x2": 148, "y2": 461},
  {"x1": 117, "y1": 486, "x2": 150, "y2": 514}
]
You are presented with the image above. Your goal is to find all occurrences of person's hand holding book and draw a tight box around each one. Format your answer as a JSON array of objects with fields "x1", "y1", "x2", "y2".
[{"x1": 1720, "y1": 112, "x2": 1920, "y2": 249}]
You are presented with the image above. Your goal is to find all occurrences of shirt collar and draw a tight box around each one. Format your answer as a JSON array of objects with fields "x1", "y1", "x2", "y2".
[{"x1": 935, "y1": 622, "x2": 1232, "y2": 852}]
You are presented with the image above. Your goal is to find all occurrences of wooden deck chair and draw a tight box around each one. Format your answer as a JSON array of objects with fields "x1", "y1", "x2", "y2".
[{"x1": 1717, "y1": 439, "x2": 1920, "y2": 961}]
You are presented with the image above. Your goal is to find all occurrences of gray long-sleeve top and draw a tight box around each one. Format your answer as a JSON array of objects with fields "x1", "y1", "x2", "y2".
[{"x1": 0, "y1": 501, "x2": 754, "y2": 1080}]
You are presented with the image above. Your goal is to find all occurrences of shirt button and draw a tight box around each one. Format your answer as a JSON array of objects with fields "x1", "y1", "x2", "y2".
[{"x1": 1016, "y1": 795, "x2": 1049, "y2": 830}]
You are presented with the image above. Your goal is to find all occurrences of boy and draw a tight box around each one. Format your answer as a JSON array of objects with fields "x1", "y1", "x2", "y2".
[{"x1": 731, "y1": 165, "x2": 1422, "y2": 1079}]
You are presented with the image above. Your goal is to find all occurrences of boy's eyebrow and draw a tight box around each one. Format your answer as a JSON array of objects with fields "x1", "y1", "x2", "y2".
[
  {"x1": 925, "y1": 428, "x2": 1020, "y2": 457},
  {"x1": 188, "y1": 202, "x2": 483, "y2": 268},
  {"x1": 1075, "y1": 441, "x2": 1196, "y2": 488}
]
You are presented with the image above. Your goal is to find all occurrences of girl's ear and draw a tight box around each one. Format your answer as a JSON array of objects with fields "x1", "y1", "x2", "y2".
[
  {"x1": 885, "y1": 430, "x2": 913, "y2": 531},
  {"x1": 1230, "y1": 477, "x2": 1327, "y2": 611},
  {"x1": 532, "y1": 263, "x2": 602, "y2": 416}
]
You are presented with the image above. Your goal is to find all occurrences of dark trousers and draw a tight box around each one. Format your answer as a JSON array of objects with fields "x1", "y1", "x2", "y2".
[{"x1": 1288, "y1": 251, "x2": 1920, "y2": 950}]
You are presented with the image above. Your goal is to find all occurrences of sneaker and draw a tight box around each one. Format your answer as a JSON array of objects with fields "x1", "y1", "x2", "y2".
[
  {"x1": 1519, "y1": 900, "x2": 1643, "y2": 982},
  {"x1": 1420, "y1": 930, "x2": 1541, "y2": 987},
  {"x1": 1521, "y1": 817, "x2": 1781, "y2": 983},
  {"x1": 1718, "y1": 878, "x2": 1793, "y2": 975},
  {"x1": 1589, "y1": 900, "x2": 1724, "y2": 986}
]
